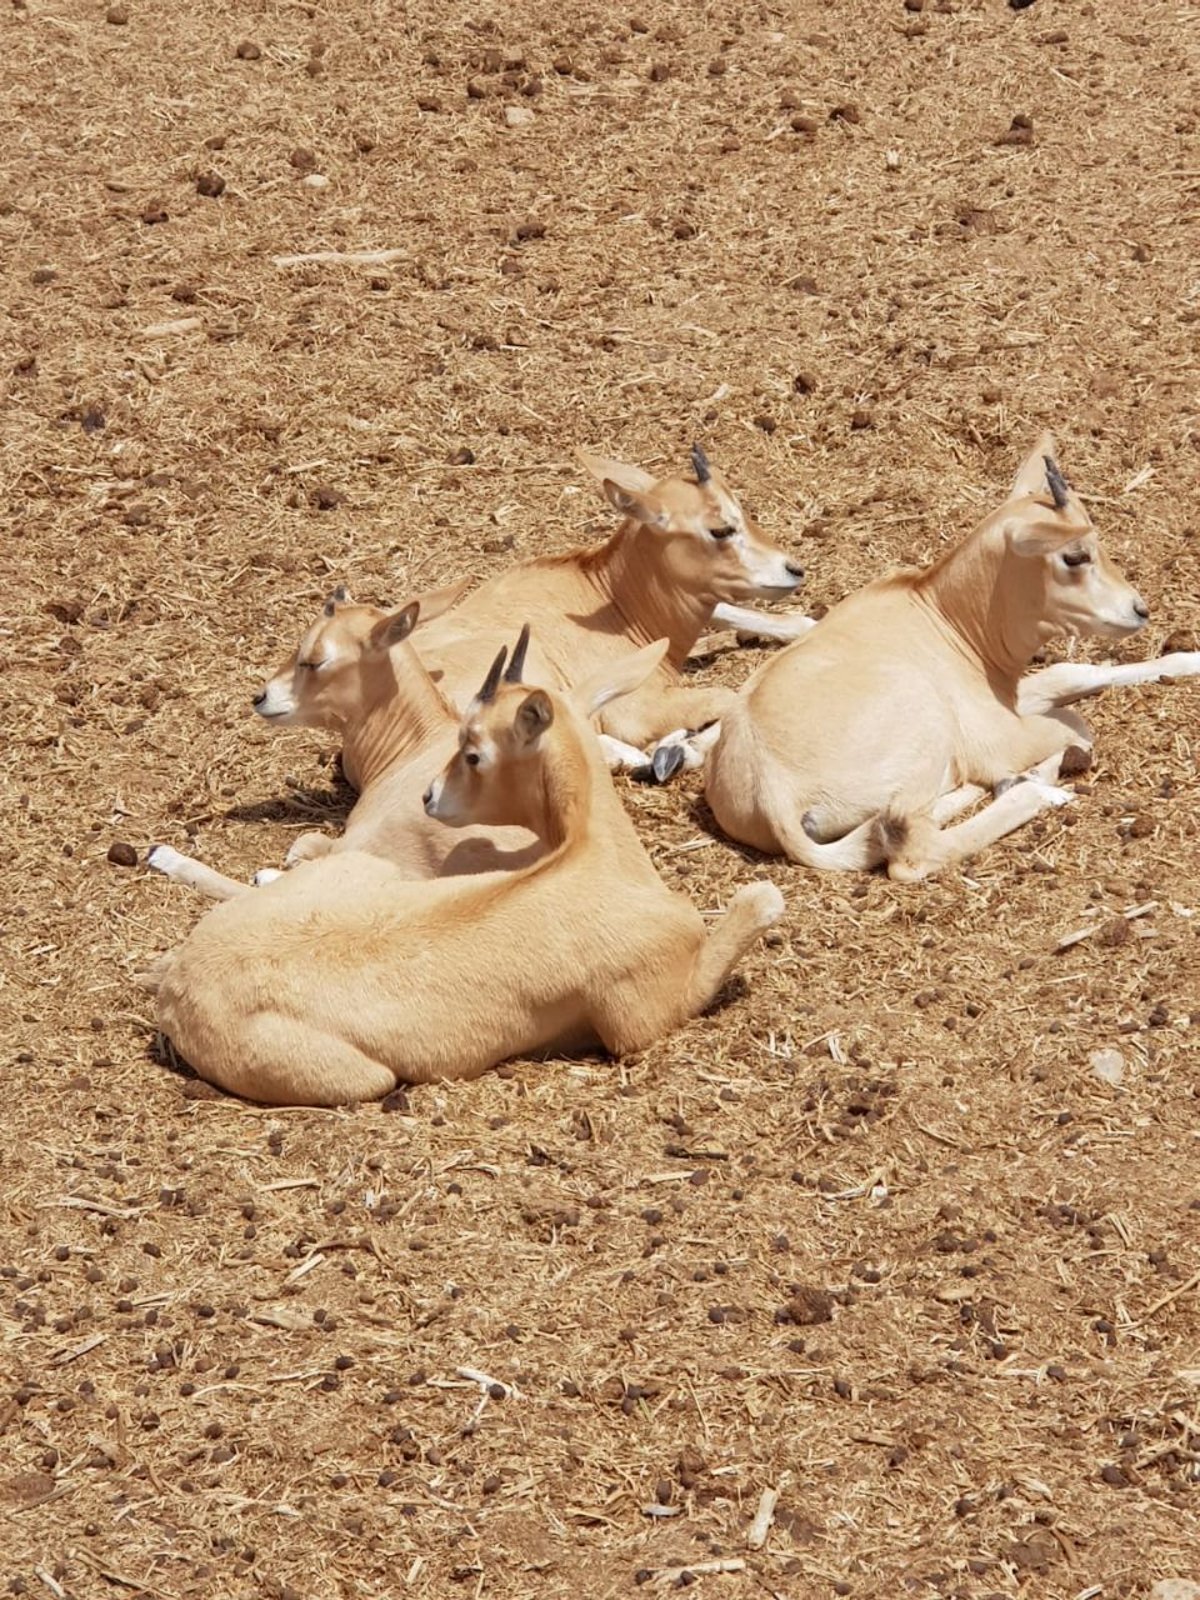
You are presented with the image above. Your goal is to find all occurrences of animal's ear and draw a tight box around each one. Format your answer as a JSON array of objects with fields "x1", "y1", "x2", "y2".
[
  {"x1": 367, "y1": 602, "x2": 420, "y2": 653},
  {"x1": 514, "y1": 688, "x2": 554, "y2": 745},
  {"x1": 572, "y1": 639, "x2": 671, "y2": 720},
  {"x1": 1005, "y1": 506, "x2": 1087, "y2": 557},
  {"x1": 601, "y1": 478, "x2": 670, "y2": 530},
  {"x1": 323, "y1": 584, "x2": 351, "y2": 616},
  {"x1": 1007, "y1": 432, "x2": 1059, "y2": 501},
  {"x1": 409, "y1": 576, "x2": 471, "y2": 624},
  {"x1": 576, "y1": 448, "x2": 657, "y2": 497}
]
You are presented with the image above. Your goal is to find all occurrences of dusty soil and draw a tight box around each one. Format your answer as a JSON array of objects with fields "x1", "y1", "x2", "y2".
[{"x1": 2, "y1": 0, "x2": 1198, "y2": 1595}]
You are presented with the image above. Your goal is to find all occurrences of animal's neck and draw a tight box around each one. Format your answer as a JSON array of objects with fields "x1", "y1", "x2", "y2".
[
  {"x1": 592, "y1": 523, "x2": 709, "y2": 670},
  {"x1": 522, "y1": 720, "x2": 653, "y2": 874},
  {"x1": 341, "y1": 660, "x2": 456, "y2": 791},
  {"x1": 917, "y1": 515, "x2": 1043, "y2": 690}
]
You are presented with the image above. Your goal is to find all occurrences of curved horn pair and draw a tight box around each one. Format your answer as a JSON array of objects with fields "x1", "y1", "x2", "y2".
[{"x1": 475, "y1": 623, "x2": 532, "y2": 703}]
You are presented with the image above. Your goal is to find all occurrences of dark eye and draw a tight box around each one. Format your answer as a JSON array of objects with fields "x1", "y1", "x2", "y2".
[
  {"x1": 710, "y1": 525, "x2": 736, "y2": 541},
  {"x1": 1062, "y1": 549, "x2": 1092, "y2": 569},
  {"x1": 464, "y1": 750, "x2": 481, "y2": 767},
  {"x1": 299, "y1": 660, "x2": 320, "y2": 671}
]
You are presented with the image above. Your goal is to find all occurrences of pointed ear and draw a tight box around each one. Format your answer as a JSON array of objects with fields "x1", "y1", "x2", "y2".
[
  {"x1": 514, "y1": 688, "x2": 554, "y2": 746},
  {"x1": 368, "y1": 602, "x2": 420, "y2": 653},
  {"x1": 572, "y1": 638, "x2": 671, "y2": 720},
  {"x1": 1008, "y1": 432, "x2": 1059, "y2": 501},
  {"x1": 602, "y1": 478, "x2": 670, "y2": 530},
  {"x1": 409, "y1": 576, "x2": 471, "y2": 625},
  {"x1": 1005, "y1": 500, "x2": 1092, "y2": 556},
  {"x1": 576, "y1": 448, "x2": 657, "y2": 497}
]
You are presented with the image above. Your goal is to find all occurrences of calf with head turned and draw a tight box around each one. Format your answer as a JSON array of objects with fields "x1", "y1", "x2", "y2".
[
  {"x1": 145, "y1": 629, "x2": 784, "y2": 1105},
  {"x1": 147, "y1": 577, "x2": 538, "y2": 899}
]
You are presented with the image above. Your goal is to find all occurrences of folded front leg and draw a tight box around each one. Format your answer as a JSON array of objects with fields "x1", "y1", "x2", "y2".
[
  {"x1": 599, "y1": 682, "x2": 736, "y2": 750},
  {"x1": 147, "y1": 844, "x2": 253, "y2": 901},
  {"x1": 285, "y1": 831, "x2": 335, "y2": 867}
]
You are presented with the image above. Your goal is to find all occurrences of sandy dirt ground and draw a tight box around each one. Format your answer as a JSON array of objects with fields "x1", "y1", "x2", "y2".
[{"x1": 2, "y1": 0, "x2": 1198, "y2": 1595}]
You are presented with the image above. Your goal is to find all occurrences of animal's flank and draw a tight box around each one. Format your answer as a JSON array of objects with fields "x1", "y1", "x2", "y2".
[{"x1": 703, "y1": 435, "x2": 1158, "y2": 879}]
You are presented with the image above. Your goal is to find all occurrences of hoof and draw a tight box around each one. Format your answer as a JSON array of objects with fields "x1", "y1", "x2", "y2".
[{"x1": 651, "y1": 742, "x2": 687, "y2": 784}]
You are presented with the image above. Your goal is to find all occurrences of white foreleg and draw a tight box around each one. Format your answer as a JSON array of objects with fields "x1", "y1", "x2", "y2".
[
  {"x1": 1018, "y1": 652, "x2": 1200, "y2": 715},
  {"x1": 596, "y1": 733, "x2": 653, "y2": 772},
  {"x1": 709, "y1": 602, "x2": 817, "y2": 644},
  {"x1": 146, "y1": 844, "x2": 254, "y2": 901}
]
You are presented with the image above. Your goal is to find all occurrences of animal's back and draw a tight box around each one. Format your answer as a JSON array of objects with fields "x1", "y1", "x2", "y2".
[
  {"x1": 415, "y1": 552, "x2": 628, "y2": 705},
  {"x1": 156, "y1": 852, "x2": 605, "y2": 1088}
]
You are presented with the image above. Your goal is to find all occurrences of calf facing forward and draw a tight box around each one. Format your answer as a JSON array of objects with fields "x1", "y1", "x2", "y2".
[
  {"x1": 706, "y1": 434, "x2": 1172, "y2": 881},
  {"x1": 149, "y1": 635, "x2": 784, "y2": 1105}
]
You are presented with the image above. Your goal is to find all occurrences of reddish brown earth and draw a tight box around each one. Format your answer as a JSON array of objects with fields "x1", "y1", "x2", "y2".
[{"x1": 2, "y1": 1, "x2": 1198, "y2": 1596}]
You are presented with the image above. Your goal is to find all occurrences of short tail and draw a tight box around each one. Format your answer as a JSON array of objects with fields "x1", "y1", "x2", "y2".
[
  {"x1": 771, "y1": 808, "x2": 884, "y2": 872},
  {"x1": 707, "y1": 708, "x2": 885, "y2": 872}
]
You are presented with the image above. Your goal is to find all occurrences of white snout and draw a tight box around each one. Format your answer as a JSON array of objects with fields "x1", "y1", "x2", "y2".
[
  {"x1": 254, "y1": 681, "x2": 296, "y2": 720},
  {"x1": 741, "y1": 549, "x2": 805, "y2": 596},
  {"x1": 1091, "y1": 600, "x2": 1150, "y2": 640}
]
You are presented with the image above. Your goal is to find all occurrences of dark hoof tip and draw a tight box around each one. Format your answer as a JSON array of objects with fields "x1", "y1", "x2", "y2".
[
  {"x1": 651, "y1": 744, "x2": 686, "y2": 784},
  {"x1": 630, "y1": 763, "x2": 657, "y2": 785}
]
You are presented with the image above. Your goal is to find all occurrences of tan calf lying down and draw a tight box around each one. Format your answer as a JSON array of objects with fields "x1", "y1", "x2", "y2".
[
  {"x1": 148, "y1": 582, "x2": 538, "y2": 900},
  {"x1": 148, "y1": 637, "x2": 784, "y2": 1105},
  {"x1": 413, "y1": 445, "x2": 805, "y2": 766},
  {"x1": 706, "y1": 434, "x2": 1198, "y2": 880}
]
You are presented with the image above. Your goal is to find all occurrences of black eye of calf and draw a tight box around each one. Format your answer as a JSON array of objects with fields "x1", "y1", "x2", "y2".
[
  {"x1": 710, "y1": 525, "x2": 735, "y2": 541},
  {"x1": 465, "y1": 751, "x2": 481, "y2": 767},
  {"x1": 1062, "y1": 550, "x2": 1092, "y2": 568}
]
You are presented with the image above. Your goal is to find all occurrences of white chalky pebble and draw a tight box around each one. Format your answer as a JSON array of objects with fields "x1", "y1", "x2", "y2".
[{"x1": 1089, "y1": 1048, "x2": 1125, "y2": 1086}]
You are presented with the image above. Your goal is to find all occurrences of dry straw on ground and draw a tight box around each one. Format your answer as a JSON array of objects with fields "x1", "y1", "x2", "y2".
[{"x1": 1, "y1": 0, "x2": 1198, "y2": 1596}]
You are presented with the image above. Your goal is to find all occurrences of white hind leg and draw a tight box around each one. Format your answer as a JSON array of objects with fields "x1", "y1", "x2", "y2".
[
  {"x1": 887, "y1": 781, "x2": 1074, "y2": 883},
  {"x1": 930, "y1": 784, "x2": 989, "y2": 826},
  {"x1": 147, "y1": 845, "x2": 253, "y2": 901}
]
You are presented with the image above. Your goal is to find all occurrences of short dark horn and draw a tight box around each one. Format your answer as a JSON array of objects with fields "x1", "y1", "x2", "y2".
[
  {"x1": 323, "y1": 583, "x2": 350, "y2": 616},
  {"x1": 477, "y1": 645, "x2": 508, "y2": 704},
  {"x1": 690, "y1": 443, "x2": 711, "y2": 485},
  {"x1": 1043, "y1": 456, "x2": 1071, "y2": 511},
  {"x1": 504, "y1": 623, "x2": 531, "y2": 684}
]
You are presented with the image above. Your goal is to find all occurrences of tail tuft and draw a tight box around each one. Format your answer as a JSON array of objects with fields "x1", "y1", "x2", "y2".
[{"x1": 874, "y1": 812, "x2": 908, "y2": 857}]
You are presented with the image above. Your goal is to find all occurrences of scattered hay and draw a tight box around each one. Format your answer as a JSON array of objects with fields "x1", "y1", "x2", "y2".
[{"x1": 2, "y1": 0, "x2": 1198, "y2": 1595}]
